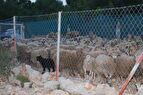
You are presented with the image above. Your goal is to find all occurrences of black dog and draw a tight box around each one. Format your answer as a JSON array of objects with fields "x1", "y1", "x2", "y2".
[{"x1": 36, "y1": 55, "x2": 55, "y2": 74}]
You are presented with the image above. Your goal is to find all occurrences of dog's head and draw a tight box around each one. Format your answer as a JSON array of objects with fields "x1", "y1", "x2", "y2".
[{"x1": 36, "y1": 55, "x2": 42, "y2": 61}]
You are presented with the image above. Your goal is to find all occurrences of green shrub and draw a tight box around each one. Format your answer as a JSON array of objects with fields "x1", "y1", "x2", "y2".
[
  {"x1": 29, "y1": 83, "x2": 33, "y2": 88},
  {"x1": 0, "y1": 45, "x2": 16, "y2": 78},
  {"x1": 16, "y1": 75, "x2": 30, "y2": 87}
]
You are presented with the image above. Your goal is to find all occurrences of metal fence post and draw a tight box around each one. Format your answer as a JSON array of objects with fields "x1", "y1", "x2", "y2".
[
  {"x1": 119, "y1": 52, "x2": 143, "y2": 95},
  {"x1": 56, "y1": 11, "x2": 62, "y2": 81},
  {"x1": 13, "y1": 16, "x2": 17, "y2": 52},
  {"x1": 22, "y1": 24, "x2": 25, "y2": 39}
]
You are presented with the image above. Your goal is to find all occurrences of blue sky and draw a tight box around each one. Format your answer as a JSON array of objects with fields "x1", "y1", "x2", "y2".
[{"x1": 30, "y1": 0, "x2": 67, "y2": 5}]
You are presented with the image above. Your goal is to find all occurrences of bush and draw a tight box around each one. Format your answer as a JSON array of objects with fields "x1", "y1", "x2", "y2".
[
  {"x1": 0, "y1": 45, "x2": 16, "y2": 78},
  {"x1": 16, "y1": 75, "x2": 30, "y2": 87}
]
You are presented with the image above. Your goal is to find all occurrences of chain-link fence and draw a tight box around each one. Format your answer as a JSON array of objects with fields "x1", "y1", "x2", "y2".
[
  {"x1": 59, "y1": 4, "x2": 143, "y2": 94},
  {"x1": 0, "y1": 4, "x2": 143, "y2": 95},
  {"x1": 0, "y1": 18, "x2": 18, "y2": 79}
]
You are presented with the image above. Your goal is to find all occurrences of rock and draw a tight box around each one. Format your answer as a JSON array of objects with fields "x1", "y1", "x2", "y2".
[
  {"x1": 44, "y1": 80, "x2": 59, "y2": 90},
  {"x1": 59, "y1": 77, "x2": 74, "y2": 90},
  {"x1": 24, "y1": 82, "x2": 31, "y2": 88},
  {"x1": 59, "y1": 77, "x2": 97, "y2": 95},
  {"x1": 84, "y1": 82, "x2": 95, "y2": 90},
  {"x1": 25, "y1": 65, "x2": 42, "y2": 83},
  {"x1": 136, "y1": 90, "x2": 143, "y2": 95},
  {"x1": 0, "y1": 81, "x2": 6, "y2": 87},
  {"x1": 48, "y1": 72, "x2": 56, "y2": 81},
  {"x1": 29, "y1": 70, "x2": 42, "y2": 83},
  {"x1": 20, "y1": 64, "x2": 42, "y2": 85},
  {"x1": 47, "y1": 90, "x2": 69, "y2": 95},
  {"x1": 5, "y1": 85, "x2": 13, "y2": 90},
  {"x1": 42, "y1": 72, "x2": 49, "y2": 82},
  {"x1": 12, "y1": 67, "x2": 20, "y2": 76},
  {"x1": 95, "y1": 84, "x2": 118, "y2": 95},
  {"x1": 33, "y1": 87, "x2": 46, "y2": 95},
  {"x1": 8, "y1": 76, "x2": 21, "y2": 86},
  {"x1": 31, "y1": 81, "x2": 44, "y2": 88},
  {"x1": 96, "y1": 84, "x2": 110, "y2": 89},
  {"x1": 19, "y1": 64, "x2": 29, "y2": 78},
  {"x1": 10, "y1": 92, "x2": 19, "y2": 95}
]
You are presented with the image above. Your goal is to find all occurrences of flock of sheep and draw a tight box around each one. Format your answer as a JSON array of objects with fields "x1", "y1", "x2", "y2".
[
  {"x1": 46, "y1": 32, "x2": 143, "y2": 83},
  {"x1": 1, "y1": 31, "x2": 143, "y2": 85}
]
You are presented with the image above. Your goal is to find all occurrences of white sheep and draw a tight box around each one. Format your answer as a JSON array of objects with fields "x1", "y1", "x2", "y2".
[
  {"x1": 114, "y1": 54, "x2": 135, "y2": 78},
  {"x1": 135, "y1": 49, "x2": 143, "y2": 70},
  {"x1": 83, "y1": 55, "x2": 96, "y2": 79},
  {"x1": 93, "y1": 54, "x2": 116, "y2": 79}
]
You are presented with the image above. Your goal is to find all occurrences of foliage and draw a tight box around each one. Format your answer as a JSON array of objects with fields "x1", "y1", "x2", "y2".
[
  {"x1": 29, "y1": 83, "x2": 33, "y2": 88},
  {"x1": 0, "y1": 0, "x2": 143, "y2": 20},
  {"x1": 0, "y1": 45, "x2": 15, "y2": 78},
  {"x1": 16, "y1": 75, "x2": 30, "y2": 87}
]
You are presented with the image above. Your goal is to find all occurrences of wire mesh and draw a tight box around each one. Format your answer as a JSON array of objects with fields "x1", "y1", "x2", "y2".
[
  {"x1": 0, "y1": 18, "x2": 17, "y2": 78},
  {"x1": 0, "y1": 4, "x2": 143, "y2": 95},
  {"x1": 16, "y1": 14, "x2": 58, "y2": 75},
  {"x1": 60, "y1": 4, "x2": 143, "y2": 94}
]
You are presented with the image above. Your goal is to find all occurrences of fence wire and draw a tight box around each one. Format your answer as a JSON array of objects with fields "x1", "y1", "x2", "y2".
[
  {"x1": 59, "y1": 5, "x2": 143, "y2": 94},
  {"x1": 0, "y1": 4, "x2": 143, "y2": 95}
]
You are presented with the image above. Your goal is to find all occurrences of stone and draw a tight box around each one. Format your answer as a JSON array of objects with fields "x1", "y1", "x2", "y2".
[
  {"x1": 136, "y1": 90, "x2": 143, "y2": 95},
  {"x1": 5, "y1": 85, "x2": 13, "y2": 90},
  {"x1": 24, "y1": 82, "x2": 32, "y2": 88},
  {"x1": 95, "y1": 84, "x2": 118, "y2": 95},
  {"x1": 84, "y1": 82, "x2": 95, "y2": 90},
  {"x1": 47, "y1": 90, "x2": 69, "y2": 95},
  {"x1": 25, "y1": 65, "x2": 42, "y2": 83},
  {"x1": 59, "y1": 77, "x2": 96, "y2": 95},
  {"x1": 42, "y1": 72, "x2": 49, "y2": 82},
  {"x1": 44, "y1": 80, "x2": 59, "y2": 90},
  {"x1": 8, "y1": 76, "x2": 21, "y2": 86},
  {"x1": 10, "y1": 92, "x2": 19, "y2": 95},
  {"x1": 33, "y1": 87, "x2": 45, "y2": 95},
  {"x1": 96, "y1": 84, "x2": 110, "y2": 89},
  {"x1": 48, "y1": 72, "x2": 56, "y2": 81},
  {"x1": 59, "y1": 77, "x2": 74, "y2": 90},
  {"x1": 33, "y1": 81, "x2": 44, "y2": 87},
  {"x1": 20, "y1": 64, "x2": 29, "y2": 78},
  {"x1": 29, "y1": 70, "x2": 42, "y2": 83},
  {"x1": 12, "y1": 67, "x2": 20, "y2": 76}
]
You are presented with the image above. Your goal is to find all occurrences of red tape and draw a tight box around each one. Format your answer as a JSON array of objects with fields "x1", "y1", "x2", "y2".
[
  {"x1": 119, "y1": 52, "x2": 143, "y2": 95},
  {"x1": 56, "y1": 64, "x2": 59, "y2": 81}
]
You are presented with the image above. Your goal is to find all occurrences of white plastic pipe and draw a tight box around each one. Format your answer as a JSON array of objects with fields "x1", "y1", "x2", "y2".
[
  {"x1": 13, "y1": 16, "x2": 17, "y2": 52},
  {"x1": 56, "y1": 11, "x2": 62, "y2": 81}
]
